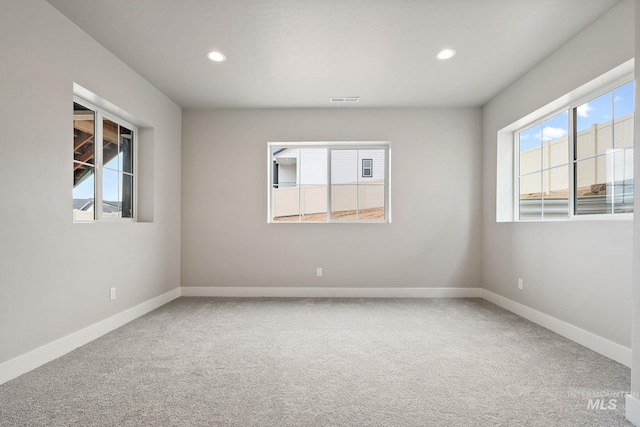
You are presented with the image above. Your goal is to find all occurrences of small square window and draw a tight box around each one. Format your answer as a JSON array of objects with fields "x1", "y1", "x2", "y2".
[{"x1": 362, "y1": 159, "x2": 373, "y2": 178}]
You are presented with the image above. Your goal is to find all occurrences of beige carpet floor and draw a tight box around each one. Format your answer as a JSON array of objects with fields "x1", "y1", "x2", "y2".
[{"x1": 0, "y1": 297, "x2": 632, "y2": 426}]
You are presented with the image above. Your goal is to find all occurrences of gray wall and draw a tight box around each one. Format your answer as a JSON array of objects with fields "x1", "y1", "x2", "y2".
[
  {"x1": 482, "y1": 0, "x2": 634, "y2": 347},
  {"x1": 0, "y1": 1, "x2": 182, "y2": 362},
  {"x1": 181, "y1": 108, "x2": 482, "y2": 288}
]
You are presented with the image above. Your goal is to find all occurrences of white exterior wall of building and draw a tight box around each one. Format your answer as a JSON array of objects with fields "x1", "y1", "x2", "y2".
[
  {"x1": 300, "y1": 148, "x2": 328, "y2": 185},
  {"x1": 278, "y1": 164, "x2": 297, "y2": 187},
  {"x1": 274, "y1": 147, "x2": 385, "y2": 186},
  {"x1": 331, "y1": 149, "x2": 385, "y2": 184}
]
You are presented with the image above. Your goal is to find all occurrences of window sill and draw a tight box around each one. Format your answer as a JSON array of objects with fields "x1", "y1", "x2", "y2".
[{"x1": 514, "y1": 213, "x2": 633, "y2": 223}]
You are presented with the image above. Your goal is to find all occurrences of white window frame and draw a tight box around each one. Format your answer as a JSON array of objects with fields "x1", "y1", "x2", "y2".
[
  {"x1": 513, "y1": 73, "x2": 634, "y2": 222},
  {"x1": 73, "y1": 96, "x2": 138, "y2": 223},
  {"x1": 267, "y1": 141, "x2": 391, "y2": 223}
]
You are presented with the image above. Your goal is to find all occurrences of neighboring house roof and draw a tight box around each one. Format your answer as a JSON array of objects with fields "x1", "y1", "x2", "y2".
[
  {"x1": 73, "y1": 198, "x2": 92, "y2": 210},
  {"x1": 73, "y1": 198, "x2": 120, "y2": 213}
]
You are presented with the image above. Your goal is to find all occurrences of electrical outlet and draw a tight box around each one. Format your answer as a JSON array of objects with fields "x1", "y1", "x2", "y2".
[
  {"x1": 110, "y1": 287, "x2": 116, "y2": 300},
  {"x1": 518, "y1": 279, "x2": 523, "y2": 290},
  {"x1": 316, "y1": 267, "x2": 323, "y2": 277}
]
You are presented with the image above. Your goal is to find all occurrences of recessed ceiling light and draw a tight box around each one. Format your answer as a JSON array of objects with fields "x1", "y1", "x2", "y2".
[
  {"x1": 207, "y1": 51, "x2": 226, "y2": 62},
  {"x1": 436, "y1": 48, "x2": 456, "y2": 60}
]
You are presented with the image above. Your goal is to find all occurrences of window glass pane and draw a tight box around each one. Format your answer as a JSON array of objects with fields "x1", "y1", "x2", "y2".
[
  {"x1": 358, "y1": 150, "x2": 385, "y2": 219},
  {"x1": 519, "y1": 172, "x2": 542, "y2": 220},
  {"x1": 575, "y1": 155, "x2": 610, "y2": 215},
  {"x1": 332, "y1": 150, "x2": 358, "y2": 183},
  {"x1": 300, "y1": 148, "x2": 328, "y2": 186},
  {"x1": 103, "y1": 168, "x2": 121, "y2": 218},
  {"x1": 359, "y1": 151, "x2": 383, "y2": 183},
  {"x1": 271, "y1": 147, "x2": 300, "y2": 222},
  {"x1": 103, "y1": 118, "x2": 119, "y2": 170},
  {"x1": 542, "y1": 111, "x2": 569, "y2": 168},
  {"x1": 358, "y1": 183, "x2": 386, "y2": 220},
  {"x1": 613, "y1": 147, "x2": 634, "y2": 213},
  {"x1": 519, "y1": 123, "x2": 542, "y2": 176},
  {"x1": 272, "y1": 147, "x2": 297, "y2": 189},
  {"x1": 331, "y1": 184, "x2": 357, "y2": 220},
  {"x1": 73, "y1": 103, "x2": 95, "y2": 166},
  {"x1": 299, "y1": 147, "x2": 327, "y2": 221},
  {"x1": 73, "y1": 166, "x2": 94, "y2": 221},
  {"x1": 576, "y1": 92, "x2": 613, "y2": 160},
  {"x1": 271, "y1": 186, "x2": 301, "y2": 222},
  {"x1": 300, "y1": 184, "x2": 327, "y2": 221},
  {"x1": 542, "y1": 166, "x2": 569, "y2": 219},
  {"x1": 122, "y1": 173, "x2": 134, "y2": 218},
  {"x1": 613, "y1": 81, "x2": 635, "y2": 150},
  {"x1": 271, "y1": 147, "x2": 328, "y2": 222},
  {"x1": 614, "y1": 81, "x2": 634, "y2": 119},
  {"x1": 331, "y1": 150, "x2": 358, "y2": 220},
  {"x1": 120, "y1": 126, "x2": 134, "y2": 173}
]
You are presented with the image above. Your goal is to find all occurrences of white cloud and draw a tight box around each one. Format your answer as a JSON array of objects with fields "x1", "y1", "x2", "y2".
[
  {"x1": 577, "y1": 103, "x2": 593, "y2": 118},
  {"x1": 614, "y1": 95, "x2": 623, "y2": 102},
  {"x1": 541, "y1": 126, "x2": 567, "y2": 141}
]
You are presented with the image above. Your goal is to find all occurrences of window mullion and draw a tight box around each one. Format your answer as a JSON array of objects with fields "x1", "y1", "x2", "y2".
[
  {"x1": 356, "y1": 150, "x2": 359, "y2": 220},
  {"x1": 610, "y1": 92, "x2": 616, "y2": 214},
  {"x1": 327, "y1": 148, "x2": 332, "y2": 222},
  {"x1": 540, "y1": 168, "x2": 544, "y2": 220},
  {"x1": 609, "y1": 151, "x2": 615, "y2": 215},
  {"x1": 514, "y1": 134, "x2": 520, "y2": 220},
  {"x1": 297, "y1": 149, "x2": 301, "y2": 222},
  {"x1": 94, "y1": 111, "x2": 104, "y2": 220},
  {"x1": 133, "y1": 132, "x2": 138, "y2": 221},
  {"x1": 568, "y1": 107, "x2": 576, "y2": 218},
  {"x1": 384, "y1": 145, "x2": 390, "y2": 222}
]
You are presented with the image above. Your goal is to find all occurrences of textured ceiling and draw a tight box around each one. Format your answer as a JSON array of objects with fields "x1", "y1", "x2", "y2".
[{"x1": 47, "y1": 0, "x2": 621, "y2": 108}]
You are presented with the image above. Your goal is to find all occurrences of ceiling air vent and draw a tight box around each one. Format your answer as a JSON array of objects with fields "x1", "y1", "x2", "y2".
[{"x1": 330, "y1": 97, "x2": 360, "y2": 103}]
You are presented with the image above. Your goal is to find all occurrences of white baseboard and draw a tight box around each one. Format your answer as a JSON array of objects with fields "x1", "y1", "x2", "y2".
[
  {"x1": 0, "y1": 288, "x2": 181, "y2": 386},
  {"x1": 482, "y1": 289, "x2": 631, "y2": 367},
  {"x1": 626, "y1": 394, "x2": 640, "y2": 426},
  {"x1": 180, "y1": 286, "x2": 483, "y2": 298}
]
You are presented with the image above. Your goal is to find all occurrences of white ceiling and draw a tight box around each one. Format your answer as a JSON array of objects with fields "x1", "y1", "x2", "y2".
[{"x1": 47, "y1": 0, "x2": 621, "y2": 109}]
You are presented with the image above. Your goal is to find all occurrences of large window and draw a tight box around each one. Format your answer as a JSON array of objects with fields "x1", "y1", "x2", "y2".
[
  {"x1": 268, "y1": 142, "x2": 390, "y2": 223},
  {"x1": 73, "y1": 98, "x2": 137, "y2": 221},
  {"x1": 516, "y1": 79, "x2": 634, "y2": 220}
]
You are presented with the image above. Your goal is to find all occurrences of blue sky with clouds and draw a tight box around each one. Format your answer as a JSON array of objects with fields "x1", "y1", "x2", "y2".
[{"x1": 519, "y1": 80, "x2": 634, "y2": 151}]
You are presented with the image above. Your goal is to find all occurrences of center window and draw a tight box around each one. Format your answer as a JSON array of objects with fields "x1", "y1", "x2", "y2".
[{"x1": 268, "y1": 143, "x2": 390, "y2": 223}]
